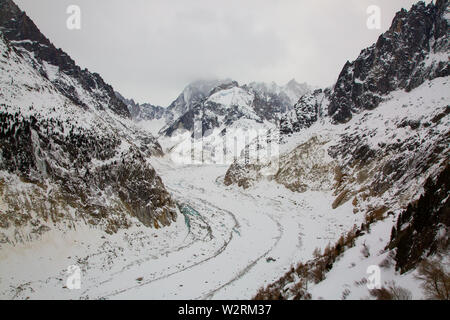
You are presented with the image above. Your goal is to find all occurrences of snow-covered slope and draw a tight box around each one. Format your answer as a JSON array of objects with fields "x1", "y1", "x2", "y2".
[
  {"x1": 116, "y1": 78, "x2": 311, "y2": 146},
  {"x1": 0, "y1": 1, "x2": 178, "y2": 244}
]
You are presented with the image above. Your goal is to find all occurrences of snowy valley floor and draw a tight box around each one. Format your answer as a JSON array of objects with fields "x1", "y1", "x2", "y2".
[{"x1": 1, "y1": 157, "x2": 415, "y2": 300}]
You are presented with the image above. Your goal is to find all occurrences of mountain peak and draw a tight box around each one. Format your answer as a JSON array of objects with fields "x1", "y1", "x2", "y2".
[
  {"x1": 286, "y1": 78, "x2": 298, "y2": 86},
  {"x1": 0, "y1": 0, "x2": 130, "y2": 117},
  {"x1": 328, "y1": 0, "x2": 449, "y2": 123}
]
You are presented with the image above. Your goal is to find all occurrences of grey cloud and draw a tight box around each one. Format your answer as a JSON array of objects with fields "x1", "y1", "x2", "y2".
[{"x1": 15, "y1": 0, "x2": 432, "y2": 105}]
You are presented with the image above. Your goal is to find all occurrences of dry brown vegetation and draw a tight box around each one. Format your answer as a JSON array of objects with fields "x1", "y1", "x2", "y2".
[
  {"x1": 254, "y1": 225, "x2": 360, "y2": 300},
  {"x1": 415, "y1": 258, "x2": 450, "y2": 300},
  {"x1": 369, "y1": 281, "x2": 412, "y2": 300}
]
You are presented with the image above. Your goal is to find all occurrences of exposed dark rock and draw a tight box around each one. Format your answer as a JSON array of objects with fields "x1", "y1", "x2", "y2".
[
  {"x1": 389, "y1": 163, "x2": 450, "y2": 273},
  {"x1": 276, "y1": 1, "x2": 449, "y2": 131},
  {"x1": 115, "y1": 91, "x2": 168, "y2": 122},
  {"x1": 329, "y1": 0, "x2": 449, "y2": 123},
  {"x1": 162, "y1": 80, "x2": 310, "y2": 138},
  {"x1": 280, "y1": 89, "x2": 329, "y2": 134},
  {"x1": 0, "y1": 109, "x2": 176, "y2": 231}
]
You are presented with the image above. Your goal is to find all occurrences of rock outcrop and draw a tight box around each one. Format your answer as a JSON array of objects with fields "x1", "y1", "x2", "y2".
[{"x1": 329, "y1": 0, "x2": 449, "y2": 123}]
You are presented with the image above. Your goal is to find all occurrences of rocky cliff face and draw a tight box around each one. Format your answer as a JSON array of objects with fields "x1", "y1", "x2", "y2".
[
  {"x1": 115, "y1": 92, "x2": 167, "y2": 122},
  {"x1": 329, "y1": 0, "x2": 449, "y2": 123},
  {"x1": 0, "y1": 1, "x2": 177, "y2": 244},
  {"x1": 278, "y1": 0, "x2": 450, "y2": 134}
]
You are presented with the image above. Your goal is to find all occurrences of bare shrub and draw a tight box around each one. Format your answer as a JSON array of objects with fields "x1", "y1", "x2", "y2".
[
  {"x1": 370, "y1": 287, "x2": 393, "y2": 300},
  {"x1": 291, "y1": 281, "x2": 312, "y2": 300},
  {"x1": 388, "y1": 282, "x2": 413, "y2": 300},
  {"x1": 341, "y1": 288, "x2": 351, "y2": 300},
  {"x1": 313, "y1": 247, "x2": 322, "y2": 259},
  {"x1": 415, "y1": 258, "x2": 450, "y2": 300},
  {"x1": 312, "y1": 263, "x2": 326, "y2": 283},
  {"x1": 370, "y1": 281, "x2": 412, "y2": 300},
  {"x1": 354, "y1": 278, "x2": 368, "y2": 287},
  {"x1": 379, "y1": 257, "x2": 392, "y2": 269}
]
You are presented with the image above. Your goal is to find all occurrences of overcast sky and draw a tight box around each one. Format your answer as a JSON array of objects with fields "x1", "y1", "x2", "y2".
[{"x1": 15, "y1": 0, "x2": 431, "y2": 106}]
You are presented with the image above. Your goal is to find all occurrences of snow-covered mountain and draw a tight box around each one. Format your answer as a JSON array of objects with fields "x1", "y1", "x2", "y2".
[
  {"x1": 114, "y1": 92, "x2": 166, "y2": 122},
  {"x1": 116, "y1": 80, "x2": 231, "y2": 131},
  {"x1": 246, "y1": 79, "x2": 310, "y2": 112},
  {"x1": 0, "y1": 0, "x2": 448, "y2": 302},
  {"x1": 115, "y1": 77, "x2": 310, "y2": 143},
  {"x1": 226, "y1": 0, "x2": 450, "y2": 299},
  {"x1": 162, "y1": 78, "x2": 310, "y2": 137},
  {"x1": 166, "y1": 79, "x2": 235, "y2": 122},
  {"x1": 120, "y1": 77, "x2": 311, "y2": 141},
  {"x1": 156, "y1": 78, "x2": 311, "y2": 164},
  {"x1": 114, "y1": 91, "x2": 169, "y2": 136},
  {"x1": 283, "y1": 79, "x2": 312, "y2": 106},
  {"x1": 0, "y1": 0, "x2": 177, "y2": 243}
]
